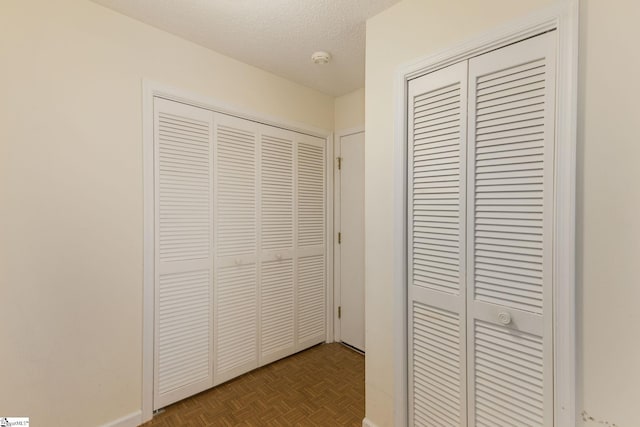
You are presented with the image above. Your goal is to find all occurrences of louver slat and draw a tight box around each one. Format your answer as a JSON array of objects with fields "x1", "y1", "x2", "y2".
[
  {"x1": 297, "y1": 254, "x2": 325, "y2": 344},
  {"x1": 473, "y1": 58, "x2": 547, "y2": 314},
  {"x1": 412, "y1": 303, "x2": 463, "y2": 426},
  {"x1": 261, "y1": 134, "x2": 294, "y2": 250},
  {"x1": 297, "y1": 141, "x2": 325, "y2": 248},
  {"x1": 474, "y1": 320, "x2": 544, "y2": 427},
  {"x1": 158, "y1": 111, "x2": 211, "y2": 262},
  {"x1": 261, "y1": 259, "x2": 295, "y2": 362},
  {"x1": 154, "y1": 98, "x2": 213, "y2": 410},
  {"x1": 216, "y1": 121, "x2": 257, "y2": 258},
  {"x1": 157, "y1": 270, "x2": 210, "y2": 395},
  {"x1": 412, "y1": 79, "x2": 464, "y2": 296},
  {"x1": 215, "y1": 263, "x2": 258, "y2": 382}
]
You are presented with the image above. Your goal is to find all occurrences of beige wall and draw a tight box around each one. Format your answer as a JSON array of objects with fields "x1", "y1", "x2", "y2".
[
  {"x1": 0, "y1": 1, "x2": 333, "y2": 426},
  {"x1": 334, "y1": 88, "x2": 365, "y2": 132},
  {"x1": 365, "y1": 0, "x2": 640, "y2": 426},
  {"x1": 578, "y1": 1, "x2": 640, "y2": 425}
]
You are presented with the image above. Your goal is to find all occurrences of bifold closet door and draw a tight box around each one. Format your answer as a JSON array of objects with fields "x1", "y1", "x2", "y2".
[
  {"x1": 467, "y1": 32, "x2": 556, "y2": 427},
  {"x1": 213, "y1": 113, "x2": 259, "y2": 384},
  {"x1": 407, "y1": 62, "x2": 468, "y2": 426},
  {"x1": 153, "y1": 98, "x2": 214, "y2": 410},
  {"x1": 407, "y1": 30, "x2": 557, "y2": 427},
  {"x1": 153, "y1": 100, "x2": 327, "y2": 407}
]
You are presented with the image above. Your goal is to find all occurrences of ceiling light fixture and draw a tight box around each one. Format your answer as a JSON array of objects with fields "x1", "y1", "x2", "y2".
[{"x1": 311, "y1": 51, "x2": 331, "y2": 65}]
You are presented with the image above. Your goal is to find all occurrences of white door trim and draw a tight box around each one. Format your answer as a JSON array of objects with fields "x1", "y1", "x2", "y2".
[
  {"x1": 333, "y1": 127, "x2": 365, "y2": 343},
  {"x1": 142, "y1": 81, "x2": 334, "y2": 423},
  {"x1": 392, "y1": 2, "x2": 579, "y2": 426}
]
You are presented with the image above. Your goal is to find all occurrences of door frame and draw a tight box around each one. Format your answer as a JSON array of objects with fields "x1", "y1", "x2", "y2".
[
  {"x1": 333, "y1": 127, "x2": 365, "y2": 344},
  {"x1": 142, "y1": 81, "x2": 334, "y2": 423},
  {"x1": 392, "y1": 2, "x2": 579, "y2": 426}
]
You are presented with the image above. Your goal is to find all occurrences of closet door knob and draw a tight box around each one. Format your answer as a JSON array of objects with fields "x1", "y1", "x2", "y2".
[
  {"x1": 234, "y1": 258, "x2": 242, "y2": 266},
  {"x1": 498, "y1": 312, "x2": 512, "y2": 325},
  {"x1": 276, "y1": 254, "x2": 283, "y2": 260}
]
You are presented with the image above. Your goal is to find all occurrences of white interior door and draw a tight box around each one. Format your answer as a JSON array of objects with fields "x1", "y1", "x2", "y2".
[{"x1": 339, "y1": 131, "x2": 365, "y2": 352}]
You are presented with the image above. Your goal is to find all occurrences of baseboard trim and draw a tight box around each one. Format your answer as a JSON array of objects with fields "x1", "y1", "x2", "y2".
[
  {"x1": 362, "y1": 417, "x2": 380, "y2": 427},
  {"x1": 100, "y1": 410, "x2": 142, "y2": 427}
]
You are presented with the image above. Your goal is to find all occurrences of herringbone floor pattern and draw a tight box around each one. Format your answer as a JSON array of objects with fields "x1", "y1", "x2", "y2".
[{"x1": 142, "y1": 343, "x2": 364, "y2": 427}]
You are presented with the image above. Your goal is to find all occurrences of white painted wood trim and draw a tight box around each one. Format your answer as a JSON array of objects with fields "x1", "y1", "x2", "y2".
[
  {"x1": 362, "y1": 417, "x2": 380, "y2": 427},
  {"x1": 338, "y1": 126, "x2": 366, "y2": 139},
  {"x1": 392, "y1": 2, "x2": 578, "y2": 426},
  {"x1": 142, "y1": 80, "x2": 333, "y2": 422},
  {"x1": 99, "y1": 411, "x2": 142, "y2": 427},
  {"x1": 141, "y1": 80, "x2": 155, "y2": 424},
  {"x1": 326, "y1": 132, "x2": 336, "y2": 344},
  {"x1": 392, "y1": 59, "x2": 409, "y2": 427},
  {"x1": 553, "y1": 2, "x2": 579, "y2": 425},
  {"x1": 143, "y1": 80, "x2": 329, "y2": 139},
  {"x1": 333, "y1": 127, "x2": 365, "y2": 342},
  {"x1": 333, "y1": 134, "x2": 342, "y2": 342}
]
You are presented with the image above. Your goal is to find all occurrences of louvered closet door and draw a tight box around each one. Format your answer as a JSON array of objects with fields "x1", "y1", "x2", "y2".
[
  {"x1": 259, "y1": 125, "x2": 296, "y2": 365},
  {"x1": 407, "y1": 62, "x2": 468, "y2": 427},
  {"x1": 467, "y1": 31, "x2": 556, "y2": 427},
  {"x1": 296, "y1": 134, "x2": 327, "y2": 349},
  {"x1": 213, "y1": 113, "x2": 259, "y2": 384},
  {"x1": 153, "y1": 98, "x2": 214, "y2": 409}
]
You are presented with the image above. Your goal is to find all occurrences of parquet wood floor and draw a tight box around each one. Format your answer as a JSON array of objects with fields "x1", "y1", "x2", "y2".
[{"x1": 142, "y1": 343, "x2": 364, "y2": 427}]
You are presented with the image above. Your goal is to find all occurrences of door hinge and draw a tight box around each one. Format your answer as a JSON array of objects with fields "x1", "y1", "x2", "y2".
[
  {"x1": 338, "y1": 232, "x2": 341, "y2": 244},
  {"x1": 338, "y1": 306, "x2": 341, "y2": 319},
  {"x1": 337, "y1": 157, "x2": 342, "y2": 170}
]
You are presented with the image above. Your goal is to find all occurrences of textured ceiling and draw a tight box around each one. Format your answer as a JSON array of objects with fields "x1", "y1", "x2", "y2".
[{"x1": 91, "y1": 0, "x2": 402, "y2": 96}]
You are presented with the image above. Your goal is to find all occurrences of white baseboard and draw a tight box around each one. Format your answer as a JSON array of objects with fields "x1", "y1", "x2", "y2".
[
  {"x1": 100, "y1": 410, "x2": 142, "y2": 427},
  {"x1": 362, "y1": 417, "x2": 380, "y2": 427}
]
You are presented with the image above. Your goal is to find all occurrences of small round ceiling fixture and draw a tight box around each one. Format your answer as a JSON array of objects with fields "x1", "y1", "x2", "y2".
[{"x1": 311, "y1": 51, "x2": 331, "y2": 65}]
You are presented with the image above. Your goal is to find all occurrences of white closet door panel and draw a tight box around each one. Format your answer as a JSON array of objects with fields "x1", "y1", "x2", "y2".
[
  {"x1": 214, "y1": 262, "x2": 258, "y2": 384},
  {"x1": 212, "y1": 113, "x2": 259, "y2": 384},
  {"x1": 157, "y1": 270, "x2": 210, "y2": 395},
  {"x1": 154, "y1": 98, "x2": 214, "y2": 409},
  {"x1": 214, "y1": 113, "x2": 258, "y2": 260},
  {"x1": 474, "y1": 320, "x2": 544, "y2": 427},
  {"x1": 412, "y1": 302, "x2": 463, "y2": 426},
  {"x1": 411, "y1": 69, "x2": 466, "y2": 297},
  {"x1": 260, "y1": 258, "x2": 295, "y2": 364},
  {"x1": 261, "y1": 128, "x2": 294, "y2": 253},
  {"x1": 259, "y1": 126, "x2": 296, "y2": 363},
  {"x1": 467, "y1": 31, "x2": 556, "y2": 427},
  {"x1": 297, "y1": 254, "x2": 325, "y2": 347},
  {"x1": 408, "y1": 62, "x2": 468, "y2": 427},
  {"x1": 297, "y1": 137, "x2": 325, "y2": 249}
]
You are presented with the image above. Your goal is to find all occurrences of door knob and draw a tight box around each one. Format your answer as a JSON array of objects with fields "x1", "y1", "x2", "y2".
[{"x1": 498, "y1": 312, "x2": 512, "y2": 325}]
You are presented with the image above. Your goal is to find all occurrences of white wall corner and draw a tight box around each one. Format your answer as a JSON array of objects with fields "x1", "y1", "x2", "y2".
[
  {"x1": 362, "y1": 417, "x2": 380, "y2": 427},
  {"x1": 99, "y1": 411, "x2": 142, "y2": 427}
]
